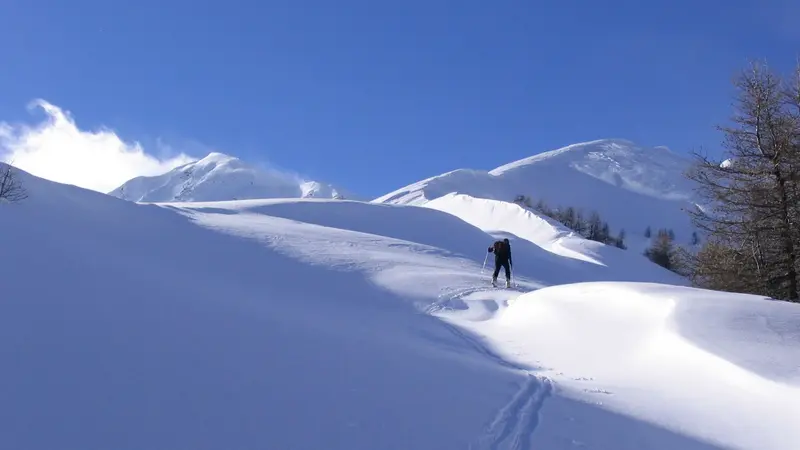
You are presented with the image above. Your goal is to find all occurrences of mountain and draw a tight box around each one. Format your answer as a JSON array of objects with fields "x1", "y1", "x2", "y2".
[
  {"x1": 374, "y1": 138, "x2": 701, "y2": 250},
  {"x1": 108, "y1": 152, "x2": 355, "y2": 202},
  {"x1": 3, "y1": 162, "x2": 799, "y2": 449}
]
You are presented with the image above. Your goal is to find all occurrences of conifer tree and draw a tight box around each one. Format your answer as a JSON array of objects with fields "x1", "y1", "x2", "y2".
[{"x1": 686, "y1": 60, "x2": 800, "y2": 301}]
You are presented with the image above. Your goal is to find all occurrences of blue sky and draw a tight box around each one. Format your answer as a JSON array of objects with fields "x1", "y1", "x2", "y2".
[{"x1": 1, "y1": 0, "x2": 799, "y2": 197}]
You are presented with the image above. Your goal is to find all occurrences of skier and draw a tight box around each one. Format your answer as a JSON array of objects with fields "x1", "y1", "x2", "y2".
[{"x1": 487, "y1": 238, "x2": 512, "y2": 287}]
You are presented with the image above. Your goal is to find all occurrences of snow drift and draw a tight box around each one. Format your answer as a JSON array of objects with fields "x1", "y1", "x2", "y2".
[
  {"x1": 109, "y1": 152, "x2": 354, "y2": 202},
  {"x1": 448, "y1": 282, "x2": 800, "y2": 450},
  {"x1": 2, "y1": 164, "x2": 798, "y2": 449}
]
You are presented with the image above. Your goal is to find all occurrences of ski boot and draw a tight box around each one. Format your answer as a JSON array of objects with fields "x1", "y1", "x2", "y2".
[
  {"x1": 491, "y1": 276, "x2": 497, "y2": 287},
  {"x1": 506, "y1": 278, "x2": 511, "y2": 288}
]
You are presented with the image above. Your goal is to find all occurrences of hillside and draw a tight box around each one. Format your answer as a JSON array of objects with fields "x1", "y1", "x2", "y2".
[
  {"x1": 424, "y1": 193, "x2": 689, "y2": 281},
  {"x1": 374, "y1": 138, "x2": 700, "y2": 250},
  {"x1": 2, "y1": 164, "x2": 798, "y2": 449},
  {"x1": 108, "y1": 152, "x2": 355, "y2": 202}
]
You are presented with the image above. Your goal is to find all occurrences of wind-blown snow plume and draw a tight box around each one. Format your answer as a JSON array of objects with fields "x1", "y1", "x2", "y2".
[
  {"x1": 109, "y1": 152, "x2": 355, "y2": 202},
  {"x1": 0, "y1": 100, "x2": 194, "y2": 192}
]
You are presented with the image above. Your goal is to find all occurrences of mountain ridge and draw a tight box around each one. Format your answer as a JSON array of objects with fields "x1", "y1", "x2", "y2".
[
  {"x1": 109, "y1": 152, "x2": 355, "y2": 202},
  {"x1": 374, "y1": 138, "x2": 701, "y2": 247}
]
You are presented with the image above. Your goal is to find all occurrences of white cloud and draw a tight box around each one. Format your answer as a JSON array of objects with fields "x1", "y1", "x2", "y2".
[{"x1": 0, "y1": 100, "x2": 196, "y2": 193}]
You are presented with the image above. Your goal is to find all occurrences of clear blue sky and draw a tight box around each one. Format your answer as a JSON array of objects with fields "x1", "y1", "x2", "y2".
[{"x1": 2, "y1": 0, "x2": 798, "y2": 197}]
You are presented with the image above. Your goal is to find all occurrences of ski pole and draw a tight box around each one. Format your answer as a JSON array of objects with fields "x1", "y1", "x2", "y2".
[{"x1": 481, "y1": 252, "x2": 488, "y2": 274}]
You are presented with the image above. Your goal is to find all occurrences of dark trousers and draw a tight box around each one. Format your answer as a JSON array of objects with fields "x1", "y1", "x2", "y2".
[{"x1": 493, "y1": 259, "x2": 511, "y2": 280}]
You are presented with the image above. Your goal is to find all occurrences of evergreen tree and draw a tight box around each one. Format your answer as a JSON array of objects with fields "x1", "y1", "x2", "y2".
[
  {"x1": 587, "y1": 211, "x2": 603, "y2": 241},
  {"x1": 535, "y1": 199, "x2": 549, "y2": 215},
  {"x1": 645, "y1": 229, "x2": 677, "y2": 270},
  {"x1": 574, "y1": 210, "x2": 586, "y2": 236},
  {"x1": 563, "y1": 207, "x2": 576, "y2": 229},
  {"x1": 616, "y1": 229, "x2": 627, "y2": 249},
  {"x1": 601, "y1": 222, "x2": 611, "y2": 243}
]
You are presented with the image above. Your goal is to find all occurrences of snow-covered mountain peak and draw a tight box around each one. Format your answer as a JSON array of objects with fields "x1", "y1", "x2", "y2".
[
  {"x1": 175, "y1": 152, "x2": 247, "y2": 179},
  {"x1": 374, "y1": 138, "x2": 701, "y2": 246},
  {"x1": 193, "y1": 151, "x2": 240, "y2": 167},
  {"x1": 490, "y1": 138, "x2": 693, "y2": 201},
  {"x1": 109, "y1": 152, "x2": 356, "y2": 203}
]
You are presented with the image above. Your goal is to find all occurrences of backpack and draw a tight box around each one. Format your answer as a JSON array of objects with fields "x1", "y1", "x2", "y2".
[{"x1": 493, "y1": 240, "x2": 507, "y2": 256}]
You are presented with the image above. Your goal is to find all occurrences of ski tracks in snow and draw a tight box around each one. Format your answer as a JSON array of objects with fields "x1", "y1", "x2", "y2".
[
  {"x1": 471, "y1": 373, "x2": 553, "y2": 450},
  {"x1": 446, "y1": 313, "x2": 555, "y2": 450},
  {"x1": 429, "y1": 284, "x2": 554, "y2": 450}
]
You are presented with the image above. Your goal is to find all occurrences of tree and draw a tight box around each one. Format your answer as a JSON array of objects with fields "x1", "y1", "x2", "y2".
[
  {"x1": 562, "y1": 206, "x2": 576, "y2": 229},
  {"x1": 644, "y1": 226, "x2": 652, "y2": 238},
  {"x1": 616, "y1": 229, "x2": 627, "y2": 249},
  {"x1": 514, "y1": 194, "x2": 533, "y2": 208},
  {"x1": 685, "y1": 241, "x2": 766, "y2": 295},
  {"x1": 645, "y1": 229, "x2": 677, "y2": 271},
  {"x1": 586, "y1": 211, "x2": 603, "y2": 241},
  {"x1": 600, "y1": 222, "x2": 611, "y2": 243},
  {"x1": 526, "y1": 199, "x2": 626, "y2": 249},
  {"x1": 685, "y1": 60, "x2": 800, "y2": 302},
  {"x1": 573, "y1": 210, "x2": 586, "y2": 236},
  {"x1": 534, "y1": 199, "x2": 551, "y2": 216},
  {"x1": 0, "y1": 163, "x2": 27, "y2": 203},
  {"x1": 691, "y1": 231, "x2": 700, "y2": 246}
]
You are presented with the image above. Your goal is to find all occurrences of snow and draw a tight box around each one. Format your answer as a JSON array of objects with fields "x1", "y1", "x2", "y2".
[
  {"x1": 1, "y1": 168, "x2": 519, "y2": 449},
  {"x1": 374, "y1": 138, "x2": 702, "y2": 247},
  {"x1": 2, "y1": 164, "x2": 799, "y2": 449},
  {"x1": 424, "y1": 193, "x2": 688, "y2": 285},
  {"x1": 108, "y1": 152, "x2": 354, "y2": 202},
  {"x1": 456, "y1": 282, "x2": 800, "y2": 450}
]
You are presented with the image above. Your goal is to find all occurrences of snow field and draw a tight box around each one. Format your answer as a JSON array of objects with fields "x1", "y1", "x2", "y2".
[{"x1": 2, "y1": 164, "x2": 799, "y2": 449}]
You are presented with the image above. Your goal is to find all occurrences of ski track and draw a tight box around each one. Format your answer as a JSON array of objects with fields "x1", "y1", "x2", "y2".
[
  {"x1": 472, "y1": 373, "x2": 554, "y2": 450},
  {"x1": 430, "y1": 283, "x2": 554, "y2": 450},
  {"x1": 429, "y1": 283, "x2": 526, "y2": 314}
]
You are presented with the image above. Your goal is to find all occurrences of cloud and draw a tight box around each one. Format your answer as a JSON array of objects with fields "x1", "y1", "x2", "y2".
[{"x1": 0, "y1": 100, "x2": 196, "y2": 193}]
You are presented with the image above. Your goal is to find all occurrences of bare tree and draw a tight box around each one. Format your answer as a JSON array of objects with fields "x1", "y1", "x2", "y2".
[
  {"x1": 0, "y1": 163, "x2": 27, "y2": 203},
  {"x1": 686, "y1": 60, "x2": 800, "y2": 302}
]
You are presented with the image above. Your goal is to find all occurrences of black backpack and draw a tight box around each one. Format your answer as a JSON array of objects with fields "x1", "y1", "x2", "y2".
[{"x1": 493, "y1": 240, "x2": 508, "y2": 257}]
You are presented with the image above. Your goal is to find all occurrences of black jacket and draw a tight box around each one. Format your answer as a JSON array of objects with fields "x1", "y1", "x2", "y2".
[{"x1": 488, "y1": 240, "x2": 512, "y2": 264}]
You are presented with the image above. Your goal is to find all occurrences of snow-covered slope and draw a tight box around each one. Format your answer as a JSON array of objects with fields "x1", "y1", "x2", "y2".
[
  {"x1": 1, "y1": 167, "x2": 524, "y2": 449},
  {"x1": 109, "y1": 152, "x2": 354, "y2": 202},
  {"x1": 452, "y1": 282, "x2": 800, "y2": 450},
  {"x1": 3, "y1": 164, "x2": 798, "y2": 449},
  {"x1": 375, "y1": 138, "x2": 700, "y2": 248},
  {"x1": 425, "y1": 193, "x2": 688, "y2": 284}
]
